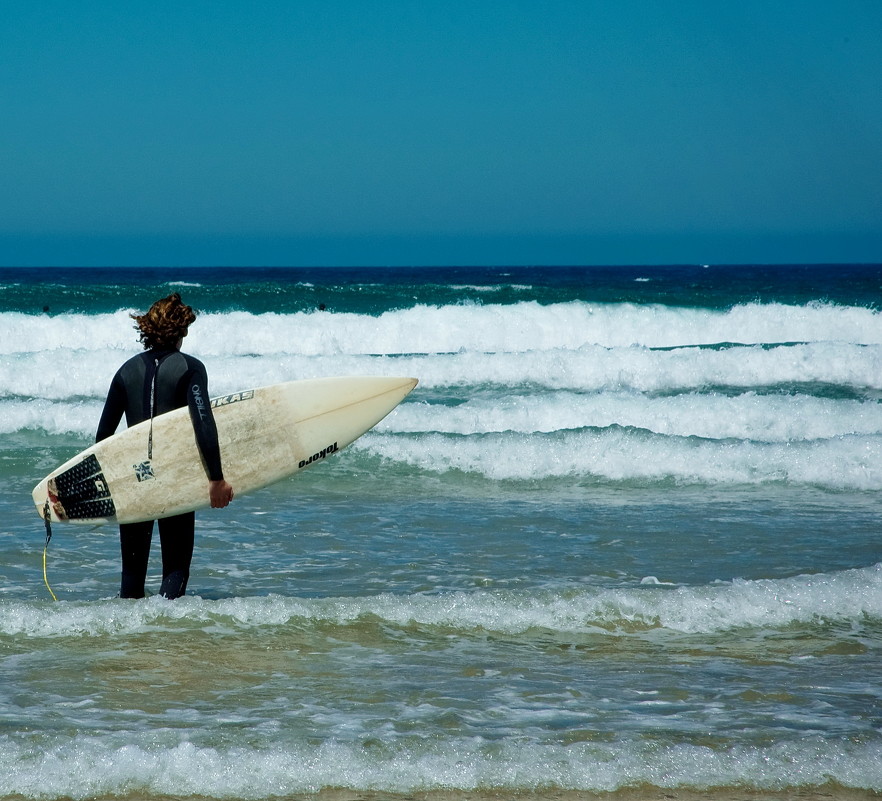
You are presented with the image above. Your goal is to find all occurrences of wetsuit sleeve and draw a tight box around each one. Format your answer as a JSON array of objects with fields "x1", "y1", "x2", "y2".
[
  {"x1": 185, "y1": 364, "x2": 225, "y2": 481},
  {"x1": 96, "y1": 372, "x2": 126, "y2": 443}
]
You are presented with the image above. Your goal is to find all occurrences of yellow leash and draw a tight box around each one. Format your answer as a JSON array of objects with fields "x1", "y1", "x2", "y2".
[
  {"x1": 42, "y1": 500, "x2": 58, "y2": 601},
  {"x1": 42, "y1": 544, "x2": 58, "y2": 601}
]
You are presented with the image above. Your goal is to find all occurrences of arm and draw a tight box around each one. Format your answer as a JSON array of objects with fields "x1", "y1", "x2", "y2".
[
  {"x1": 96, "y1": 373, "x2": 126, "y2": 443},
  {"x1": 185, "y1": 365, "x2": 234, "y2": 508}
]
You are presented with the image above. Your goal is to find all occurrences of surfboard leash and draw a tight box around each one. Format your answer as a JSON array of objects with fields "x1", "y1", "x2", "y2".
[{"x1": 42, "y1": 499, "x2": 58, "y2": 601}]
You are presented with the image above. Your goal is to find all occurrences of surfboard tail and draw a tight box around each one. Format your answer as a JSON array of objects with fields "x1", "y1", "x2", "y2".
[{"x1": 34, "y1": 453, "x2": 118, "y2": 524}]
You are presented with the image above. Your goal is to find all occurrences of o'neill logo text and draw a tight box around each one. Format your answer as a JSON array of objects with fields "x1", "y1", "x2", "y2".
[
  {"x1": 299, "y1": 442, "x2": 339, "y2": 469},
  {"x1": 191, "y1": 384, "x2": 209, "y2": 423}
]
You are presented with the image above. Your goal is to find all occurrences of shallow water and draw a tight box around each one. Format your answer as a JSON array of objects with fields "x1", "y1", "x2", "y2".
[{"x1": 2, "y1": 265, "x2": 881, "y2": 798}]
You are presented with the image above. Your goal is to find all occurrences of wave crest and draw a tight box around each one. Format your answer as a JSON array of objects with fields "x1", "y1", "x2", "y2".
[{"x1": 5, "y1": 564, "x2": 880, "y2": 639}]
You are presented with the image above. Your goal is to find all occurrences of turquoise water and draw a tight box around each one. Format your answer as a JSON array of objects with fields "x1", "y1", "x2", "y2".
[{"x1": 1, "y1": 265, "x2": 881, "y2": 798}]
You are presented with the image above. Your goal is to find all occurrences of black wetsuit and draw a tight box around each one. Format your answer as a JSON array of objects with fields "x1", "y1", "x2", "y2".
[{"x1": 96, "y1": 349, "x2": 224, "y2": 599}]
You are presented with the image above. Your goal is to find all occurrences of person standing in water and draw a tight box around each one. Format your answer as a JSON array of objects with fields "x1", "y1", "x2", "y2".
[{"x1": 96, "y1": 293, "x2": 234, "y2": 599}]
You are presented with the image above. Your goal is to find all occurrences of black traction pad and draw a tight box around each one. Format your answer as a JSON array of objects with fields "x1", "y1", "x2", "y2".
[{"x1": 49, "y1": 454, "x2": 117, "y2": 520}]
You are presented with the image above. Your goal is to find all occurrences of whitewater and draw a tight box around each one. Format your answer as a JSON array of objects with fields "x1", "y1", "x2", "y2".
[
  {"x1": 1, "y1": 265, "x2": 880, "y2": 801},
  {"x1": 3, "y1": 298, "x2": 882, "y2": 489}
]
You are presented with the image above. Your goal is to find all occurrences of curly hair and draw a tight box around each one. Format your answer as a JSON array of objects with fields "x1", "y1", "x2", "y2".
[{"x1": 131, "y1": 293, "x2": 197, "y2": 350}]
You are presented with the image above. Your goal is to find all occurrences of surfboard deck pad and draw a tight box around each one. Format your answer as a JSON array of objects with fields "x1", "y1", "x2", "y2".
[{"x1": 47, "y1": 453, "x2": 117, "y2": 521}]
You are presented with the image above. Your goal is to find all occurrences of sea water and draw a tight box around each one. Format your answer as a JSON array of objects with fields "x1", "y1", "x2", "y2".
[{"x1": 1, "y1": 264, "x2": 881, "y2": 799}]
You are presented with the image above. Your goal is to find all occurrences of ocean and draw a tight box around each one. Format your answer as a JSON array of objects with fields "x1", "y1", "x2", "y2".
[{"x1": 1, "y1": 264, "x2": 881, "y2": 800}]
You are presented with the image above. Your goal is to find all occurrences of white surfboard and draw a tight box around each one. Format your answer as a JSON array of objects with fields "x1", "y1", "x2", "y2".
[{"x1": 33, "y1": 375, "x2": 418, "y2": 526}]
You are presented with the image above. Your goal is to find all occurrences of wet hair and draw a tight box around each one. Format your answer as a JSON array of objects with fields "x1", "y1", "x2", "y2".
[{"x1": 131, "y1": 293, "x2": 197, "y2": 350}]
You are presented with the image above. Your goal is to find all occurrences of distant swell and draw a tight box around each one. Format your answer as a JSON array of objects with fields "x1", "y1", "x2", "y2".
[{"x1": 1, "y1": 301, "x2": 881, "y2": 356}]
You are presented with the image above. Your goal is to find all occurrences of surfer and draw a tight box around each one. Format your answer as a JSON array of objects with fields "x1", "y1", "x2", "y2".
[{"x1": 96, "y1": 293, "x2": 235, "y2": 599}]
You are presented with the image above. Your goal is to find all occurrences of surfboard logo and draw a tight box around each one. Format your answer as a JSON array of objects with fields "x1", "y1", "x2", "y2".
[
  {"x1": 211, "y1": 390, "x2": 255, "y2": 409},
  {"x1": 133, "y1": 460, "x2": 155, "y2": 482},
  {"x1": 299, "y1": 442, "x2": 339, "y2": 469}
]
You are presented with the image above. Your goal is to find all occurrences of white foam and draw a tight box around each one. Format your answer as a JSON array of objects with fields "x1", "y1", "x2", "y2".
[
  {"x1": 7, "y1": 389, "x2": 880, "y2": 445},
  {"x1": 3, "y1": 301, "x2": 881, "y2": 357},
  {"x1": 0, "y1": 399, "x2": 105, "y2": 436},
  {"x1": 387, "y1": 392, "x2": 882, "y2": 441},
  {"x1": 5, "y1": 301, "x2": 880, "y2": 490},
  {"x1": 4, "y1": 564, "x2": 879, "y2": 638},
  {"x1": 0, "y1": 310, "x2": 136, "y2": 354},
  {"x1": 3, "y1": 341, "x2": 882, "y2": 403},
  {"x1": 164, "y1": 300, "x2": 882, "y2": 352},
  {"x1": 385, "y1": 340, "x2": 882, "y2": 392},
  {"x1": 359, "y1": 428, "x2": 882, "y2": 489},
  {"x1": 1, "y1": 723, "x2": 880, "y2": 797}
]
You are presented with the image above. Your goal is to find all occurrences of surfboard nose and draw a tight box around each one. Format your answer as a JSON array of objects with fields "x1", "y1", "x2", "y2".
[{"x1": 374, "y1": 375, "x2": 418, "y2": 398}]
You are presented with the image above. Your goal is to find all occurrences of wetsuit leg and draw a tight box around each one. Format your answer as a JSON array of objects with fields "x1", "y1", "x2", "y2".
[
  {"x1": 119, "y1": 521, "x2": 154, "y2": 599},
  {"x1": 157, "y1": 511, "x2": 195, "y2": 599}
]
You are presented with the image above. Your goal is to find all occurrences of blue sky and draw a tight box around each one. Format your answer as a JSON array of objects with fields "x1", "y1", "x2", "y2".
[{"x1": 1, "y1": 1, "x2": 880, "y2": 266}]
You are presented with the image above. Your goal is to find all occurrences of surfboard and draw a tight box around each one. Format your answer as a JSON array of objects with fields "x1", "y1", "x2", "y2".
[{"x1": 33, "y1": 375, "x2": 418, "y2": 526}]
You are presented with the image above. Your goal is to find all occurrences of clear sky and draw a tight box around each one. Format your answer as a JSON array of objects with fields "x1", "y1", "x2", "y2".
[{"x1": 1, "y1": 1, "x2": 881, "y2": 266}]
